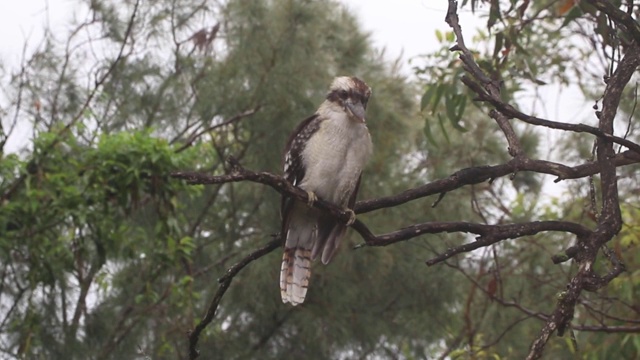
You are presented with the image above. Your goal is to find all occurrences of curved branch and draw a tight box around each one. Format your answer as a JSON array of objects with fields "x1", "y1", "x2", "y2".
[
  {"x1": 171, "y1": 158, "x2": 358, "y2": 228},
  {"x1": 187, "y1": 237, "x2": 281, "y2": 360},
  {"x1": 359, "y1": 220, "x2": 590, "y2": 265},
  {"x1": 355, "y1": 152, "x2": 640, "y2": 214},
  {"x1": 585, "y1": 0, "x2": 640, "y2": 43},
  {"x1": 461, "y1": 76, "x2": 640, "y2": 155},
  {"x1": 175, "y1": 107, "x2": 261, "y2": 153}
]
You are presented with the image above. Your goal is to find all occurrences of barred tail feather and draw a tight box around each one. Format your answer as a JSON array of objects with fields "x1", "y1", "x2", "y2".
[
  {"x1": 280, "y1": 208, "x2": 317, "y2": 305},
  {"x1": 280, "y1": 247, "x2": 311, "y2": 305},
  {"x1": 280, "y1": 206, "x2": 348, "y2": 304}
]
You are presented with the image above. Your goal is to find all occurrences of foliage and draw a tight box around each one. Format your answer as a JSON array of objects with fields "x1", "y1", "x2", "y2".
[
  {"x1": 0, "y1": 0, "x2": 454, "y2": 359},
  {"x1": 1, "y1": 0, "x2": 639, "y2": 359},
  {"x1": 410, "y1": 0, "x2": 640, "y2": 358}
]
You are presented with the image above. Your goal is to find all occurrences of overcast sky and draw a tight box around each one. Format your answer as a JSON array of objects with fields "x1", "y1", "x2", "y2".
[
  {"x1": 0, "y1": 0, "x2": 488, "y2": 72},
  {"x1": 344, "y1": 1, "x2": 487, "y2": 67},
  {"x1": 0, "y1": 0, "x2": 590, "y2": 185}
]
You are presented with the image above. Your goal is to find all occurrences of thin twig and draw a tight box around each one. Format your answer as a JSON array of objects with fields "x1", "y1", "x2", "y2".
[
  {"x1": 187, "y1": 238, "x2": 281, "y2": 360},
  {"x1": 0, "y1": 0, "x2": 141, "y2": 203}
]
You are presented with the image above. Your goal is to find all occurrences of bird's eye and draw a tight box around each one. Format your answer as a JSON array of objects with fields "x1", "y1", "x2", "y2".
[{"x1": 339, "y1": 90, "x2": 348, "y2": 99}]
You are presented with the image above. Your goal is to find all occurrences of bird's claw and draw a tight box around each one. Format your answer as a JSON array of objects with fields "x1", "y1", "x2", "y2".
[
  {"x1": 306, "y1": 191, "x2": 317, "y2": 207},
  {"x1": 344, "y1": 208, "x2": 356, "y2": 226}
]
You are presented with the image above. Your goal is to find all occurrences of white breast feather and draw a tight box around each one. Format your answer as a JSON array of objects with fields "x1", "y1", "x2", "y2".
[{"x1": 299, "y1": 105, "x2": 372, "y2": 205}]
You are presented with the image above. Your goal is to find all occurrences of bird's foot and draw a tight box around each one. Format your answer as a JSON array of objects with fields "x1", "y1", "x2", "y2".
[
  {"x1": 344, "y1": 208, "x2": 356, "y2": 226},
  {"x1": 305, "y1": 190, "x2": 318, "y2": 207}
]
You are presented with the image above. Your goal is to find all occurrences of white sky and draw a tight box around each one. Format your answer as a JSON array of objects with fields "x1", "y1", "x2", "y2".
[
  {"x1": 0, "y1": 0, "x2": 495, "y2": 151},
  {"x1": 0, "y1": 0, "x2": 587, "y2": 116},
  {"x1": 344, "y1": 0, "x2": 489, "y2": 68},
  {"x1": 0, "y1": 0, "x2": 75, "y2": 65},
  {"x1": 0, "y1": 1, "x2": 486, "y2": 73},
  {"x1": 0, "y1": 0, "x2": 589, "y2": 200}
]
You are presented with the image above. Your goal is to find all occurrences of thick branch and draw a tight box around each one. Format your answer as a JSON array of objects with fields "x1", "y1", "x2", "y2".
[
  {"x1": 358, "y1": 220, "x2": 591, "y2": 267},
  {"x1": 355, "y1": 153, "x2": 640, "y2": 214},
  {"x1": 594, "y1": 43, "x2": 640, "y2": 238},
  {"x1": 443, "y1": 2, "x2": 639, "y2": 359},
  {"x1": 171, "y1": 160, "x2": 357, "y2": 228},
  {"x1": 461, "y1": 76, "x2": 640, "y2": 155},
  {"x1": 172, "y1": 163, "x2": 600, "y2": 262},
  {"x1": 527, "y1": 22, "x2": 640, "y2": 360},
  {"x1": 585, "y1": 0, "x2": 640, "y2": 42}
]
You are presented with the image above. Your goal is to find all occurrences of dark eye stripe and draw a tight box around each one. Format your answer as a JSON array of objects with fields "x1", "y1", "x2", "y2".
[{"x1": 326, "y1": 89, "x2": 370, "y2": 104}]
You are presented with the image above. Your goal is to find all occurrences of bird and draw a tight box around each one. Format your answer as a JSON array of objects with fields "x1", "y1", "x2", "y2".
[{"x1": 279, "y1": 76, "x2": 373, "y2": 306}]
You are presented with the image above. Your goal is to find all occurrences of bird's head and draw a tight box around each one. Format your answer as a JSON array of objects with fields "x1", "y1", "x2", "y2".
[{"x1": 325, "y1": 76, "x2": 371, "y2": 123}]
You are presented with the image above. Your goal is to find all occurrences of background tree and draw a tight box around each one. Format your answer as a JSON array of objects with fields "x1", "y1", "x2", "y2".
[
  {"x1": 0, "y1": 0, "x2": 461, "y2": 359},
  {"x1": 1, "y1": 0, "x2": 639, "y2": 359}
]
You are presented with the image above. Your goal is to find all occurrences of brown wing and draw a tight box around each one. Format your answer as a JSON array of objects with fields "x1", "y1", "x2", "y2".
[
  {"x1": 280, "y1": 114, "x2": 321, "y2": 233},
  {"x1": 280, "y1": 114, "x2": 322, "y2": 305}
]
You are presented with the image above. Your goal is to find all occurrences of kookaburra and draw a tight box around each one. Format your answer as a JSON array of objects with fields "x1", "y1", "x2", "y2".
[{"x1": 279, "y1": 76, "x2": 373, "y2": 306}]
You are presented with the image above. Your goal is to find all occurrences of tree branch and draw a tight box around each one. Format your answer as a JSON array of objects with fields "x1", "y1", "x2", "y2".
[
  {"x1": 460, "y1": 76, "x2": 640, "y2": 155},
  {"x1": 0, "y1": 0, "x2": 141, "y2": 203},
  {"x1": 175, "y1": 107, "x2": 261, "y2": 153},
  {"x1": 356, "y1": 220, "x2": 591, "y2": 267},
  {"x1": 443, "y1": 1, "x2": 640, "y2": 358},
  {"x1": 172, "y1": 159, "x2": 360, "y2": 229},
  {"x1": 187, "y1": 237, "x2": 281, "y2": 360},
  {"x1": 585, "y1": 0, "x2": 640, "y2": 43},
  {"x1": 355, "y1": 153, "x2": 640, "y2": 214}
]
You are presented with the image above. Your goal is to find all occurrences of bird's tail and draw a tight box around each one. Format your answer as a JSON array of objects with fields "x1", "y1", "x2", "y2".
[{"x1": 280, "y1": 247, "x2": 311, "y2": 306}]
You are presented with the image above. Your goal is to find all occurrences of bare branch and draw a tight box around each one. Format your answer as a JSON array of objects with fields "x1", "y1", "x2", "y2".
[
  {"x1": 187, "y1": 237, "x2": 281, "y2": 360},
  {"x1": 585, "y1": 0, "x2": 640, "y2": 42},
  {"x1": 0, "y1": 0, "x2": 141, "y2": 203},
  {"x1": 355, "y1": 153, "x2": 640, "y2": 214},
  {"x1": 171, "y1": 159, "x2": 360, "y2": 230},
  {"x1": 460, "y1": 76, "x2": 640, "y2": 155},
  {"x1": 174, "y1": 107, "x2": 260, "y2": 153},
  {"x1": 362, "y1": 220, "x2": 590, "y2": 249},
  {"x1": 171, "y1": 162, "x2": 595, "y2": 265},
  {"x1": 442, "y1": 2, "x2": 640, "y2": 358}
]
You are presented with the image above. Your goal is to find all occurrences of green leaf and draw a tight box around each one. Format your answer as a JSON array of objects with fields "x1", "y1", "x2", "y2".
[
  {"x1": 560, "y1": 6, "x2": 583, "y2": 29},
  {"x1": 432, "y1": 83, "x2": 447, "y2": 113},
  {"x1": 445, "y1": 94, "x2": 468, "y2": 132},
  {"x1": 445, "y1": 31, "x2": 455, "y2": 43},
  {"x1": 435, "y1": 29, "x2": 443, "y2": 43},
  {"x1": 453, "y1": 96, "x2": 468, "y2": 131},
  {"x1": 423, "y1": 115, "x2": 439, "y2": 147},
  {"x1": 420, "y1": 85, "x2": 437, "y2": 111},
  {"x1": 437, "y1": 113, "x2": 451, "y2": 144},
  {"x1": 493, "y1": 32, "x2": 504, "y2": 60},
  {"x1": 487, "y1": 0, "x2": 501, "y2": 30}
]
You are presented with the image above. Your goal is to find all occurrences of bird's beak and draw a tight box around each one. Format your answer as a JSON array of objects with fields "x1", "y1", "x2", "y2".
[{"x1": 345, "y1": 101, "x2": 366, "y2": 123}]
